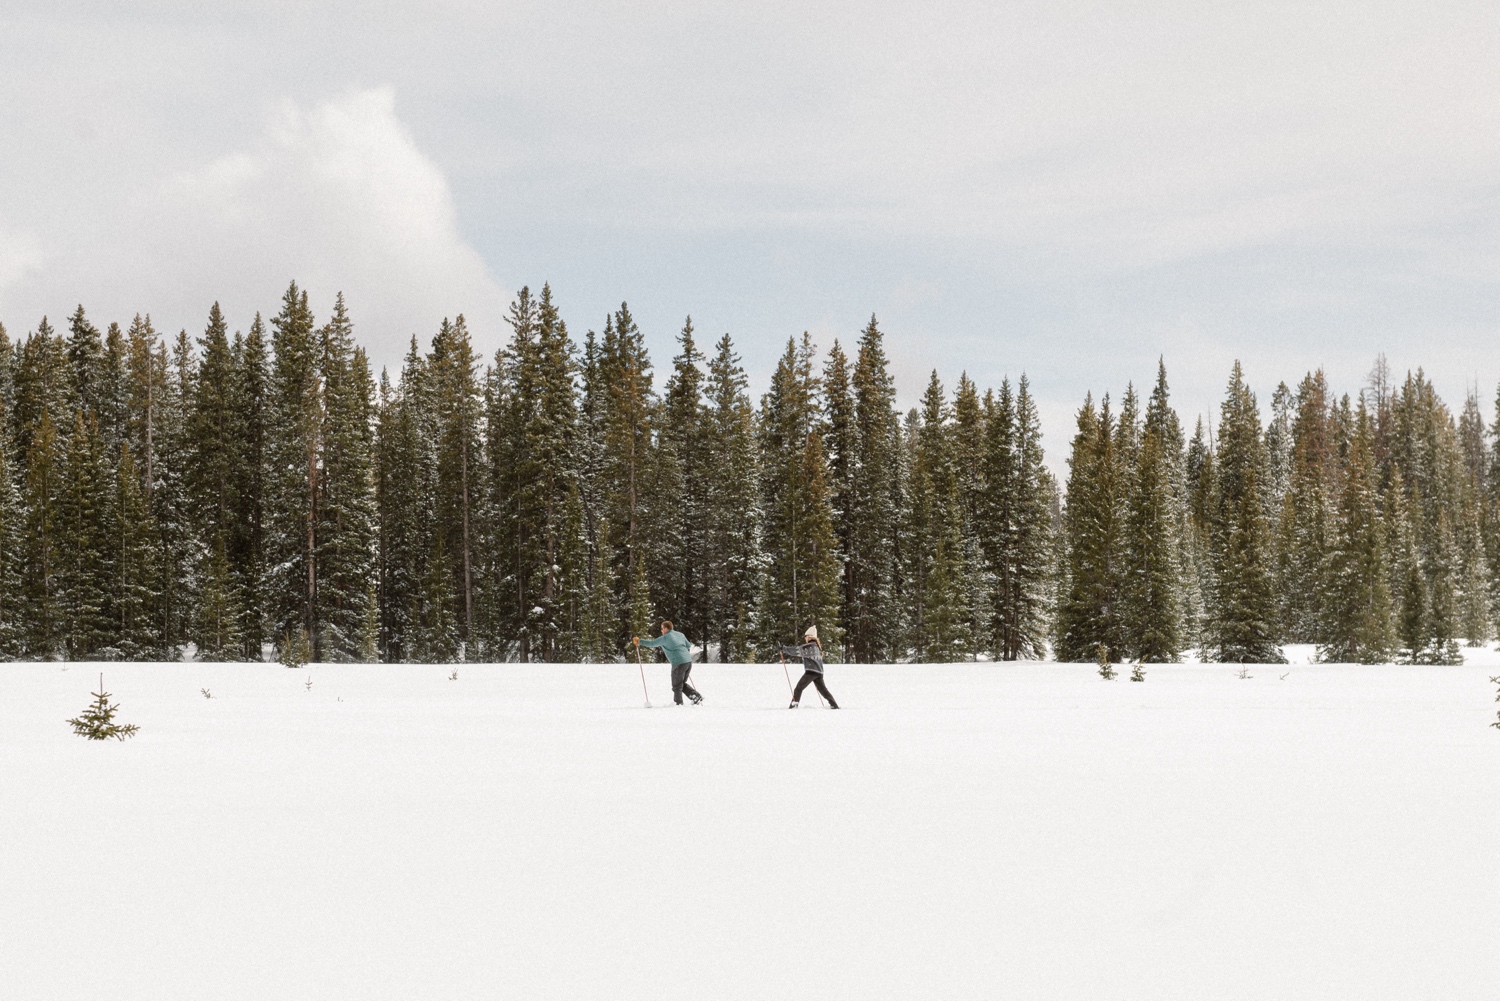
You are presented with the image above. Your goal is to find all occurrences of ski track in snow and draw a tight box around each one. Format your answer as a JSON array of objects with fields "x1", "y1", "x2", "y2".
[{"x1": 4, "y1": 651, "x2": 1498, "y2": 1000}]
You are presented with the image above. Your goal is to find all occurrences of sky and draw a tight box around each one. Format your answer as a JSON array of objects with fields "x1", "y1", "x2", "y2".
[{"x1": 2, "y1": 1, "x2": 1497, "y2": 465}]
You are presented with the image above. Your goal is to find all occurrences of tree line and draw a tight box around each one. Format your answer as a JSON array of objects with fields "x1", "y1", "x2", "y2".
[
  {"x1": 1059, "y1": 358, "x2": 1494, "y2": 665},
  {"x1": 0, "y1": 282, "x2": 1488, "y2": 664}
]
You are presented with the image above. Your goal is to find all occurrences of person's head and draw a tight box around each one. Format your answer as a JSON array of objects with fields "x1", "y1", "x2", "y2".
[
  {"x1": 804, "y1": 624, "x2": 819, "y2": 646},
  {"x1": 661, "y1": 620, "x2": 673, "y2": 635}
]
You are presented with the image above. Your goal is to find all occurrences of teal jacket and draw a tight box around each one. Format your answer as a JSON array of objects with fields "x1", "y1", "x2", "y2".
[{"x1": 640, "y1": 630, "x2": 693, "y2": 665}]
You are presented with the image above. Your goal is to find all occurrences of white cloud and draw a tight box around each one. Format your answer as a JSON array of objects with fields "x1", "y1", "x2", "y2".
[{"x1": 3, "y1": 86, "x2": 506, "y2": 369}]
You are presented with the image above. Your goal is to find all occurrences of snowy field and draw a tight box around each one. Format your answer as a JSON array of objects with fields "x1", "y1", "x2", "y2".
[{"x1": 4, "y1": 650, "x2": 1499, "y2": 1000}]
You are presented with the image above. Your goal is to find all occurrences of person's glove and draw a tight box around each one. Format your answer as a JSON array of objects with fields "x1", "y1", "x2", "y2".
[{"x1": 632, "y1": 636, "x2": 639, "y2": 645}]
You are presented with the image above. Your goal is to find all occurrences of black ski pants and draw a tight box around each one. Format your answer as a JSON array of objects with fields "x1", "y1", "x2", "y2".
[
  {"x1": 792, "y1": 670, "x2": 837, "y2": 708},
  {"x1": 671, "y1": 663, "x2": 701, "y2": 704}
]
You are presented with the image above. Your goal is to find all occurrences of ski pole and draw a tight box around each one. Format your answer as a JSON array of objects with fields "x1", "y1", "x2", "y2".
[
  {"x1": 634, "y1": 640, "x2": 652, "y2": 708},
  {"x1": 780, "y1": 651, "x2": 794, "y2": 697}
]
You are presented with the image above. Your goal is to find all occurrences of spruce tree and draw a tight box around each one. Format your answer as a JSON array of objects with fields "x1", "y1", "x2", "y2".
[
  {"x1": 905, "y1": 371, "x2": 970, "y2": 661},
  {"x1": 189, "y1": 303, "x2": 244, "y2": 659},
  {"x1": 1318, "y1": 402, "x2": 1393, "y2": 663},
  {"x1": 1056, "y1": 394, "x2": 1123, "y2": 662},
  {"x1": 597, "y1": 303, "x2": 656, "y2": 650},
  {"x1": 845, "y1": 316, "x2": 901, "y2": 662},
  {"x1": 703, "y1": 333, "x2": 761, "y2": 662},
  {"x1": 1275, "y1": 371, "x2": 1333, "y2": 643},
  {"x1": 316, "y1": 293, "x2": 378, "y2": 661},
  {"x1": 58, "y1": 410, "x2": 112, "y2": 659},
  {"x1": 0, "y1": 400, "x2": 22, "y2": 659},
  {"x1": 265, "y1": 282, "x2": 322, "y2": 660},
  {"x1": 231, "y1": 316, "x2": 270, "y2": 659},
  {"x1": 756, "y1": 335, "x2": 840, "y2": 653},
  {"x1": 983, "y1": 376, "x2": 1053, "y2": 660},
  {"x1": 1206, "y1": 362, "x2": 1283, "y2": 663},
  {"x1": 1121, "y1": 365, "x2": 1183, "y2": 662},
  {"x1": 656, "y1": 317, "x2": 710, "y2": 643}
]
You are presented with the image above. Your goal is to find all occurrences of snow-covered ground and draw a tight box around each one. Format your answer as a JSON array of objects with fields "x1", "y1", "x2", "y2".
[{"x1": 4, "y1": 653, "x2": 1498, "y2": 1000}]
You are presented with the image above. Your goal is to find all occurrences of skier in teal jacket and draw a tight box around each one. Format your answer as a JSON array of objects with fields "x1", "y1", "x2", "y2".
[{"x1": 635, "y1": 620, "x2": 702, "y2": 705}]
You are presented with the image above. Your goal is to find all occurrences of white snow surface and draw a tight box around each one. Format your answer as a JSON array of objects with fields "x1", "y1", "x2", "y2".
[{"x1": 5, "y1": 653, "x2": 1499, "y2": 1000}]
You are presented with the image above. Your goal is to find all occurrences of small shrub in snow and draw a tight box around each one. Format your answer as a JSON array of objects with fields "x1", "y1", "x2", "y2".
[
  {"x1": 1490, "y1": 676, "x2": 1500, "y2": 730},
  {"x1": 304, "y1": 676, "x2": 313, "y2": 692},
  {"x1": 449, "y1": 668, "x2": 459, "y2": 681},
  {"x1": 1280, "y1": 672, "x2": 1290, "y2": 681},
  {"x1": 1237, "y1": 666, "x2": 1253, "y2": 680},
  {"x1": 67, "y1": 674, "x2": 139, "y2": 741},
  {"x1": 279, "y1": 627, "x2": 310, "y2": 670},
  {"x1": 1096, "y1": 644, "x2": 1115, "y2": 680},
  {"x1": 1129, "y1": 662, "x2": 1145, "y2": 682},
  {"x1": 200, "y1": 688, "x2": 213, "y2": 699}
]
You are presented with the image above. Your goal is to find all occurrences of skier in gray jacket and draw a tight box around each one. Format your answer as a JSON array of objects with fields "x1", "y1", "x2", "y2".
[
  {"x1": 780, "y1": 624, "x2": 838, "y2": 709},
  {"x1": 635, "y1": 621, "x2": 702, "y2": 705}
]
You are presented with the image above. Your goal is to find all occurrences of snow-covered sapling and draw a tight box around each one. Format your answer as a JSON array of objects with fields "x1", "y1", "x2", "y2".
[
  {"x1": 1490, "y1": 675, "x2": 1500, "y2": 730},
  {"x1": 1096, "y1": 644, "x2": 1116, "y2": 680},
  {"x1": 67, "y1": 674, "x2": 140, "y2": 741},
  {"x1": 304, "y1": 676, "x2": 313, "y2": 692},
  {"x1": 1237, "y1": 666, "x2": 1253, "y2": 680},
  {"x1": 449, "y1": 668, "x2": 458, "y2": 681},
  {"x1": 200, "y1": 688, "x2": 213, "y2": 699},
  {"x1": 1130, "y1": 662, "x2": 1145, "y2": 682}
]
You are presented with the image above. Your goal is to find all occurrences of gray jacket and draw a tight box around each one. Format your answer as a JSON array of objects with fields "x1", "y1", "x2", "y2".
[{"x1": 781, "y1": 642, "x2": 825, "y2": 675}]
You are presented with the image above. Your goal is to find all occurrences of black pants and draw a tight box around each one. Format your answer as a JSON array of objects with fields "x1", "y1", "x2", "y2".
[
  {"x1": 671, "y1": 663, "x2": 701, "y2": 704},
  {"x1": 792, "y1": 670, "x2": 837, "y2": 707}
]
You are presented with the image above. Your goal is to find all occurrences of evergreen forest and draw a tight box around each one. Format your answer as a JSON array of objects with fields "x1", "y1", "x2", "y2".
[{"x1": 0, "y1": 282, "x2": 1489, "y2": 665}]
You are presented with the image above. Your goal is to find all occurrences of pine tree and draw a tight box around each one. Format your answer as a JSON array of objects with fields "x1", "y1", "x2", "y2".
[
  {"x1": 1121, "y1": 364, "x2": 1183, "y2": 662},
  {"x1": 983, "y1": 376, "x2": 1053, "y2": 660},
  {"x1": 429, "y1": 314, "x2": 482, "y2": 657},
  {"x1": 1056, "y1": 394, "x2": 1123, "y2": 662},
  {"x1": 20, "y1": 333, "x2": 65, "y2": 659},
  {"x1": 950, "y1": 373, "x2": 990, "y2": 658},
  {"x1": 378, "y1": 342, "x2": 437, "y2": 661},
  {"x1": 1206, "y1": 362, "x2": 1284, "y2": 663},
  {"x1": 57, "y1": 410, "x2": 112, "y2": 659},
  {"x1": 845, "y1": 316, "x2": 901, "y2": 662},
  {"x1": 316, "y1": 293, "x2": 378, "y2": 661},
  {"x1": 1275, "y1": 371, "x2": 1334, "y2": 643},
  {"x1": 189, "y1": 303, "x2": 244, "y2": 659},
  {"x1": 655, "y1": 317, "x2": 709, "y2": 642},
  {"x1": 756, "y1": 335, "x2": 840, "y2": 653},
  {"x1": 111, "y1": 441, "x2": 158, "y2": 659},
  {"x1": 597, "y1": 303, "x2": 656, "y2": 650},
  {"x1": 0, "y1": 397, "x2": 24, "y2": 659},
  {"x1": 905, "y1": 371, "x2": 970, "y2": 661},
  {"x1": 67, "y1": 674, "x2": 139, "y2": 740},
  {"x1": 1318, "y1": 402, "x2": 1393, "y2": 663},
  {"x1": 266, "y1": 282, "x2": 322, "y2": 661},
  {"x1": 703, "y1": 333, "x2": 761, "y2": 662},
  {"x1": 822, "y1": 340, "x2": 855, "y2": 659},
  {"x1": 231, "y1": 316, "x2": 270, "y2": 659}
]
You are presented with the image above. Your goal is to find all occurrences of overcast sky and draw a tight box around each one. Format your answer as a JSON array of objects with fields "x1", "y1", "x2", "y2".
[{"x1": 2, "y1": 1, "x2": 1497, "y2": 461}]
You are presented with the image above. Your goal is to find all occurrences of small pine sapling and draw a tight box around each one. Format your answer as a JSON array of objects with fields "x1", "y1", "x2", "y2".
[
  {"x1": 200, "y1": 688, "x2": 213, "y2": 699},
  {"x1": 67, "y1": 674, "x2": 140, "y2": 741},
  {"x1": 280, "y1": 626, "x2": 311, "y2": 670},
  {"x1": 1237, "y1": 666, "x2": 1253, "y2": 680},
  {"x1": 1096, "y1": 644, "x2": 1116, "y2": 680},
  {"x1": 304, "y1": 676, "x2": 313, "y2": 692},
  {"x1": 1490, "y1": 675, "x2": 1500, "y2": 730},
  {"x1": 449, "y1": 668, "x2": 459, "y2": 681},
  {"x1": 1129, "y1": 662, "x2": 1145, "y2": 682}
]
